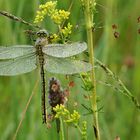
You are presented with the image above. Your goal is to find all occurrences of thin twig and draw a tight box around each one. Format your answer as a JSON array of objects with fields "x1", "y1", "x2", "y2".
[
  {"x1": 12, "y1": 77, "x2": 39, "y2": 140},
  {"x1": 95, "y1": 58, "x2": 140, "y2": 109},
  {"x1": 0, "y1": 10, "x2": 41, "y2": 29}
]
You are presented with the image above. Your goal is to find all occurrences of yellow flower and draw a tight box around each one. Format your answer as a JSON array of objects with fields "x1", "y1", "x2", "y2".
[
  {"x1": 64, "y1": 110, "x2": 80, "y2": 124},
  {"x1": 50, "y1": 10, "x2": 70, "y2": 24},
  {"x1": 34, "y1": 1, "x2": 57, "y2": 23},
  {"x1": 34, "y1": 1, "x2": 70, "y2": 25},
  {"x1": 58, "y1": 10, "x2": 70, "y2": 20},
  {"x1": 49, "y1": 33, "x2": 60, "y2": 43},
  {"x1": 61, "y1": 23, "x2": 73, "y2": 37}
]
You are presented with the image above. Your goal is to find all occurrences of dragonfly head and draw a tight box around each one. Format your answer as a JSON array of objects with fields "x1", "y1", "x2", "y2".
[
  {"x1": 35, "y1": 29, "x2": 49, "y2": 46},
  {"x1": 36, "y1": 29, "x2": 49, "y2": 38}
]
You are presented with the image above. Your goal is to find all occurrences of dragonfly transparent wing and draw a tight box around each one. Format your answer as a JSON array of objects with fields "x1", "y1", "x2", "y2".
[
  {"x1": 0, "y1": 54, "x2": 37, "y2": 76},
  {"x1": 43, "y1": 42, "x2": 87, "y2": 58},
  {"x1": 0, "y1": 45, "x2": 35, "y2": 59},
  {"x1": 45, "y1": 56, "x2": 92, "y2": 74}
]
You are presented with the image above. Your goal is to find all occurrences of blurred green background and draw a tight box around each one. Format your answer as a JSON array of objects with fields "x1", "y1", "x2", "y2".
[{"x1": 0, "y1": 0, "x2": 140, "y2": 140}]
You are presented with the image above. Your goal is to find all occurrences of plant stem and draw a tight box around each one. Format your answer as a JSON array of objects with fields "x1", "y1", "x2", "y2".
[
  {"x1": 83, "y1": 0, "x2": 100, "y2": 139},
  {"x1": 59, "y1": 117, "x2": 65, "y2": 140},
  {"x1": 95, "y1": 58, "x2": 140, "y2": 109},
  {"x1": 76, "y1": 124, "x2": 87, "y2": 140}
]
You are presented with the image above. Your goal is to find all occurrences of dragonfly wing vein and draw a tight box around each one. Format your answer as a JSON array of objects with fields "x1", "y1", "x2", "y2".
[
  {"x1": 0, "y1": 53, "x2": 37, "y2": 76},
  {"x1": 44, "y1": 56, "x2": 92, "y2": 74},
  {"x1": 43, "y1": 42, "x2": 87, "y2": 58},
  {"x1": 0, "y1": 45, "x2": 35, "y2": 59}
]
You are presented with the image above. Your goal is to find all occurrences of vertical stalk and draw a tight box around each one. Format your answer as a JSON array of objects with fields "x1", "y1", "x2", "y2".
[
  {"x1": 59, "y1": 117, "x2": 65, "y2": 140},
  {"x1": 82, "y1": 0, "x2": 100, "y2": 139}
]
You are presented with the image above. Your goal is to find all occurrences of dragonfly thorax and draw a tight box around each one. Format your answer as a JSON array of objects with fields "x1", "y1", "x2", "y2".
[{"x1": 35, "y1": 37, "x2": 48, "y2": 46}]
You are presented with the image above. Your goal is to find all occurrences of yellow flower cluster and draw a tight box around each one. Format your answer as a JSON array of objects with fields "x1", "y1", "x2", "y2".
[
  {"x1": 53, "y1": 104, "x2": 80, "y2": 125},
  {"x1": 34, "y1": 1, "x2": 57, "y2": 23},
  {"x1": 64, "y1": 110, "x2": 80, "y2": 124},
  {"x1": 34, "y1": 1, "x2": 70, "y2": 25},
  {"x1": 53, "y1": 105, "x2": 87, "y2": 138},
  {"x1": 51, "y1": 9, "x2": 70, "y2": 24},
  {"x1": 61, "y1": 22, "x2": 73, "y2": 37},
  {"x1": 49, "y1": 33, "x2": 60, "y2": 43},
  {"x1": 53, "y1": 104, "x2": 69, "y2": 118}
]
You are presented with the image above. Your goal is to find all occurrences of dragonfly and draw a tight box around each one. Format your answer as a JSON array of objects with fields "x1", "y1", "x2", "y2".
[{"x1": 0, "y1": 29, "x2": 92, "y2": 123}]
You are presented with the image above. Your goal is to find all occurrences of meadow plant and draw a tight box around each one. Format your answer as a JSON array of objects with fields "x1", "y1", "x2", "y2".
[
  {"x1": 0, "y1": 0, "x2": 140, "y2": 140},
  {"x1": 33, "y1": 1, "x2": 140, "y2": 140},
  {"x1": 34, "y1": 1, "x2": 72, "y2": 43}
]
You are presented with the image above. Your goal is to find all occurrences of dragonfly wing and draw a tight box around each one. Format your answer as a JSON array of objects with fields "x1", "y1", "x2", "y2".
[
  {"x1": 0, "y1": 54, "x2": 37, "y2": 76},
  {"x1": 43, "y1": 42, "x2": 87, "y2": 58},
  {"x1": 45, "y1": 56, "x2": 92, "y2": 74},
  {"x1": 0, "y1": 45, "x2": 35, "y2": 59}
]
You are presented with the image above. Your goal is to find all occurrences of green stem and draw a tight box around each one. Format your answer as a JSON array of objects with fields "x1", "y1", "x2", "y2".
[
  {"x1": 76, "y1": 124, "x2": 87, "y2": 140},
  {"x1": 76, "y1": 124, "x2": 83, "y2": 134},
  {"x1": 83, "y1": 0, "x2": 100, "y2": 140},
  {"x1": 59, "y1": 117, "x2": 65, "y2": 140},
  {"x1": 95, "y1": 58, "x2": 140, "y2": 109}
]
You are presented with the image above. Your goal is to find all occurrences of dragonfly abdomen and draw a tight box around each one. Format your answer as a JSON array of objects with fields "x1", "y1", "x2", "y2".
[
  {"x1": 36, "y1": 44, "x2": 47, "y2": 123},
  {"x1": 40, "y1": 64, "x2": 47, "y2": 124}
]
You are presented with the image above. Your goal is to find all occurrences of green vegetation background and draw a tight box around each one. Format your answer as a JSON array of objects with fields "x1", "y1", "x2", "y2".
[{"x1": 0, "y1": 0, "x2": 140, "y2": 140}]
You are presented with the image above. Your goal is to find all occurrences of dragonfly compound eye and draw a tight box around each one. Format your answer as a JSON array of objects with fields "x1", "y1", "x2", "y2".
[{"x1": 37, "y1": 29, "x2": 49, "y2": 38}]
